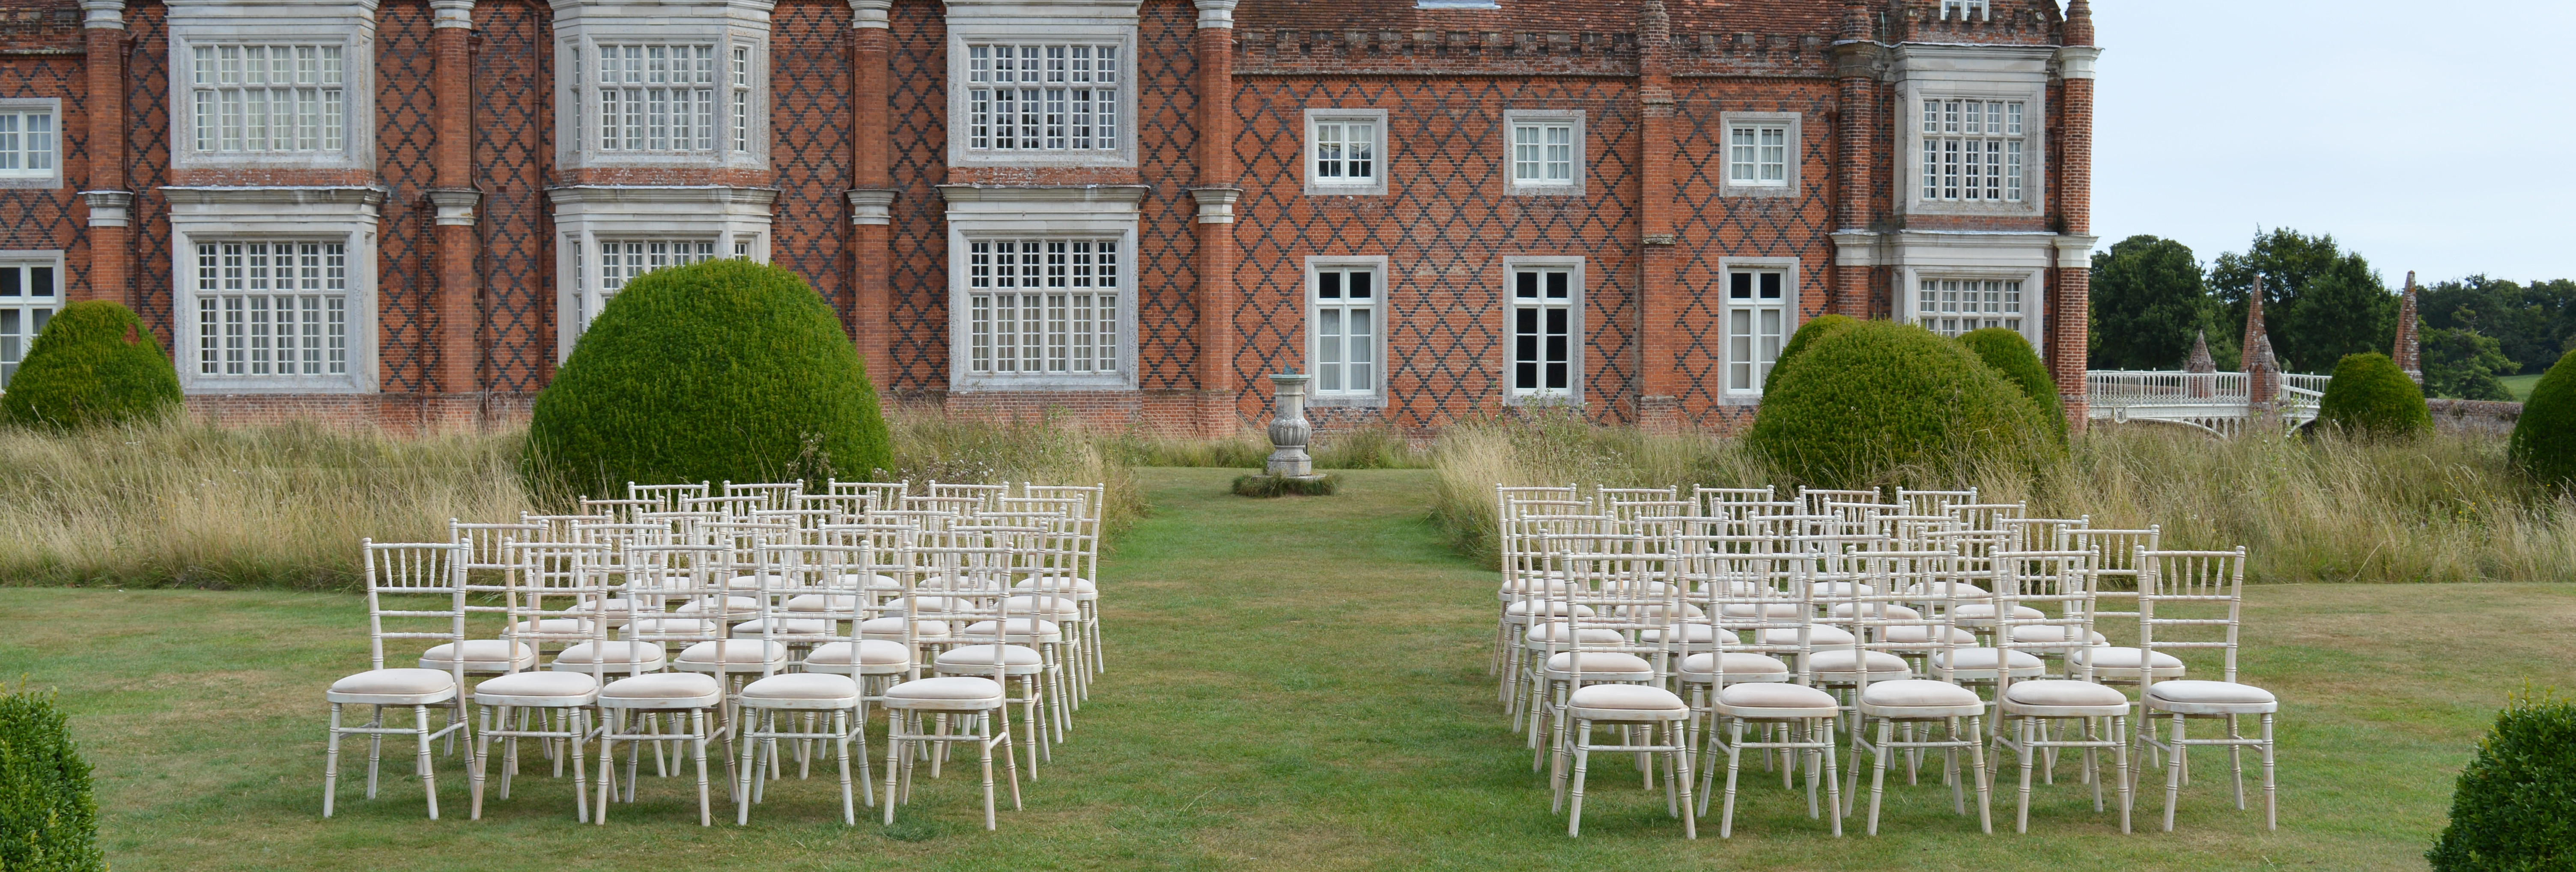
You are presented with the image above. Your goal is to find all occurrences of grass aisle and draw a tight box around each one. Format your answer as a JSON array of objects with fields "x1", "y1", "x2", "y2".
[{"x1": 2, "y1": 467, "x2": 2560, "y2": 869}]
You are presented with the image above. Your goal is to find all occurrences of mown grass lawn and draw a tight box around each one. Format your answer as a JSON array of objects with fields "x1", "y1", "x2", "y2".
[
  {"x1": 3, "y1": 467, "x2": 2556, "y2": 870},
  {"x1": 2501, "y1": 373, "x2": 2542, "y2": 402}
]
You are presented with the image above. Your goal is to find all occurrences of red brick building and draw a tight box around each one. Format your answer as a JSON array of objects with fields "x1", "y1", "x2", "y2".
[{"x1": 0, "y1": 0, "x2": 2097, "y2": 434}]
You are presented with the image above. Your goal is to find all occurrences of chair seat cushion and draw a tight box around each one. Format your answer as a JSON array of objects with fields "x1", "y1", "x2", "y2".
[
  {"x1": 1878, "y1": 625, "x2": 1978, "y2": 645},
  {"x1": 1640, "y1": 623, "x2": 1735, "y2": 645},
  {"x1": 626, "y1": 618, "x2": 724, "y2": 637},
  {"x1": 674, "y1": 640, "x2": 791, "y2": 666},
  {"x1": 1902, "y1": 582, "x2": 1991, "y2": 600},
  {"x1": 1950, "y1": 603, "x2": 2046, "y2": 623},
  {"x1": 2010, "y1": 625, "x2": 2109, "y2": 646},
  {"x1": 1810, "y1": 581, "x2": 1875, "y2": 599},
  {"x1": 730, "y1": 618, "x2": 833, "y2": 637},
  {"x1": 1858, "y1": 678, "x2": 1984, "y2": 714},
  {"x1": 1617, "y1": 603, "x2": 1704, "y2": 622},
  {"x1": 2145, "y1": 680, "x2": 2278, "y2": 714},
  {"x1": 887, "y1": 596, "x2": 971, "y2": 615},
  {"x1": 1543, "y1": 651, "x2": 1655, "y2": 680},
  {"x1": 784, "y1": 593, "x2": 862, "y2": 613},
  {"x1": 419, "y1": 640, "x2": 537, "y2": 673},
  {"x1": 1756, "y1": 625, "x2": 1855, "y2": 647},
  {"x1": 672, "y1": 596, "x2": 761, "y2": 617},
  {"x1": 1720, "y1": 602, "x2": 1807, "y2": 619},
  {"x1": 2071, "y1": 646, "x2": 2186, "y2": 678},
  {"x1": 1931, "y1": 647, "x2": 2047, "y2": 676},
  {"x1": 1565, "y1": 683, "x2": 1688, "y2": 720},
  {"x1": 599, "y1": 672, "x2": 724, "y2": 708},
  {"x1": 1505, "y1": 600, "x2": 1594, "y2": 618},
  {"x1": 842, "y1": 573, "x2": 902, "y2": 590},
  {"x1": 961, "y1": 618, "x2": 1061, "y2": 641},
  {"x1": 473, "y1": 671, "x2": 599, "y2": 706},
  {"x1": 1831, "y1": 603, "x2": 1921, "y2": 621},
  {"x1": 2002, "y1": 678, "x2": 2130, "y2": 714},
  {"x1": 741, "y1": 672, "x2": 862, "y2": 705},
  {"x1": 883, "y1": 676, "x2": 1006, "y2": 709},
  {"x1": 1807, "y1": 649, "x2": 1911, "y2": 679},
  {"x1": 327, "y1": 668, "x2": 458, "y2": 704},
  {"x1": 934, "y1": 644, "x2": 1045, "y2": 673},
  {"x1": 510, "y1": 617, "x2": 593, "y2": 635},
  {"x1": 1012, "y1": 576, "x2": 1097, "y2": 594},
  {"x1": 859, "y1": 617, "x2": 951, "y2": 639},
  {"x1": 1678, "y1": 652, "x2": 1792, "y2": 682},
  {"x1": 1714, "y1": 682, "x2": 1839, "y2": 718},
  {"x1": 1000, "y1": 595, "x2": 1084, "y2": 619},
  {"x1": 1524, "y1": 623, "x2": 1623, "y2": 647},
  {"x1": 551, "y1": 641, "x2": 668, "y2": 671},
  {"x1": 804, "y1": 640, "x2": 912, "y2": 669}
]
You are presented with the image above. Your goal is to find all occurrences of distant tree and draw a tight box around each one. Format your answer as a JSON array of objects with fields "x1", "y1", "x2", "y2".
[
  {"x1": 2424, "y1": 275, "x2": 2576, "y2": 376},
  {"x1": 2420, "y1": 328, "x2": 2515, "y2": 401},
  {"x1": 2088, "y1": 235, "x2": 2215, "y2": 370},
  {"x1": 2210, "y1": 229, "x2": 2395, "y2": 374}
]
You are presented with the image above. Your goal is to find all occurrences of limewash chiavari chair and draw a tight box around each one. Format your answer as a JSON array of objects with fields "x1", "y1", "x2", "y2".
[
  {"x1": 1895, "y1": 488, "x2": 1978, "y2": 517},
  {"x1": 1507, "y1": 512, "x2": 1613, "y2": 731},
  {"x1": 800, "y1": 492, "x2": 872, "y2": 524},
  {"x1": 797, "y1": 528, "x2": 915, "y2": 768},
  {"x1": 997, "y1": 502, "x2": 1096, "y2": 702},
  {"x1": 929, "y1": 481, "x2": 1013, "y2": 514},
  {"x1": 733, "y1": 539, "x2": 869, "y2": 826},
  {"x1": 829, "y1": 479, "x2": 909, "y2": 513},
  {"x1": 580, "y1": 498, "x2": 661, "y2": 524},
  {"x1": 1693, "y1": 485, "x2": 1775, "y2": 517},
  {"x1": 1494, "y1": 495, "x2": 1593, "y2": 681},
  {"x1": 1021, "y1": 484, "x2": 1108, "y2": 676},
  {"x1": 1543, "y1": 532, "x2": 1697, "y2": 839},
  {"x1": 468, "y1": 539, "x2": 608, "y2": 821},
  {"x1": 1686, "y1": 529, "x2": 1842, "y2": 838},
  {"x1": 436, "y1": 521, "x2": 545, "y2": 698},
  {"x1": 2066, "y1": 528, "x2": 2182, "y2": 699},
  {"x1": 1839, "y1": 548, "x2": 1994, "y2": 836},
  {"x1": 936, "y1": 523, "x2": 1069, "y2": 770},
  {"x1": 629, "y1": 481, "x2": 711, "y2": 514},
  {"x1": 724, "y1": 480, "x2": 805, "y2": 514},
  {"x1": 323, "y1": 540, "x2": 472, "y2": 819},
  {"x1": 1986, "y1": 549, "x2": 2132, "y2": 833},
  {"x1": 1945, "y1": 502, "x2": 2026, "y2": 534},
  {"x1": 1797, "y1": 487, "x2": 1881, "y2": 518},
  {"x1": 594, "y1": 542, "x2": 735, "y2": 825},
  {"x1": 1530, "y1": 527, "x2": 1670, "y2": 767},
  {"x1": 882, "y1": 535, "x2": 1026, "y2": 830},
  {"x1": 2135, "y1": 547, "x2": 2278, "y2": 832}
]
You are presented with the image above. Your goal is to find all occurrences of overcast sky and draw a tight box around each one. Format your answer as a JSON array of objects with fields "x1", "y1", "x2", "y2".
[{"x1": 2090, "y1": 1, "x2": 2576, "y2": 286}]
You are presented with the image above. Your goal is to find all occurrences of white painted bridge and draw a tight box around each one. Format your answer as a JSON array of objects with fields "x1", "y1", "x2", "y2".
[{"x1": 2084, "y1": 370, "x2": 2332, "y2": 436}]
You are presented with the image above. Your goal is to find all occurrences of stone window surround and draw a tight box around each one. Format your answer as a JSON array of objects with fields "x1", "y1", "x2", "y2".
[
  {"x1": 163, "y1": 185, "x2": 384, "y2": 394},
  {"x1": 546, "y1": 184, "x2": 776, "y2": 362},
  {"x1": 1890, "y1": 44, "x2": 2052, "y2": 218},
  {"x1": 938, "y1": 184, "x2": 1145, "y2": 392},
  {"x1": 1715, "y1": 111, "x2": 1800, "y2": 200},
  {"x1": 1846, "y1": 230, "x2": 2059, "y2": 351},
  {"x1": 1303, "y1": 254, "x2": 1389, "y2": 408},
  {"x1": 550, "y1": 0, "x2": 774, "y2": 173},
  {"x1": 1712, "y1": 255, "x2": 1799, "y2": 403},
  {"x1": 942, "y1": 0, "x2": 1142, "y2": 170},
  {"x1": 0, "y1": 98, "x2": 64, "y2": 189},
  {"x1": 164, "y1": 0, "x2": 377, "y2": 173},
  {"x1": 1499, "y1": 254, "x2": 1585, "y2": 405},
  {"x1": 1501, "y1": 109, "x2": 1586, "y2": 197},
  {"x1": 1302, "y1": 108, "x2": 1388, "y2": 197}
]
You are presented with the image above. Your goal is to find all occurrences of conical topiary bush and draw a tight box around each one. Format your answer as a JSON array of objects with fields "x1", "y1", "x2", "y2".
[
  {"x1": 2510, "y1": 350, "x2": 2576, "y2": 491},
  {"x1": 523, "y1": 259, "x2": 890, "y2": 501},
  {"x1": 0, "y1": 299, "x2": 183, "y2": 428},
  {"x1": 1956, "y1": 326, "x2": 2066, "y2": 443},
  {"x1": 1747, "y1": 318, "x2": 2057, "y2": 489},
  {"x1": 2317, "y1": 352, "x2": 2431, "y2": 439}
]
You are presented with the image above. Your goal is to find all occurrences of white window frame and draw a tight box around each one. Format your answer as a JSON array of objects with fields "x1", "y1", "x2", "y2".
[
  {"x1": 1941, "y1": 0, "x2": 1990, "y2": 21},
  {"x1": 1303, "y1": 109, "x2": 1387, "y2": 197},
  {"x1": 0, "y1": 251, "x2": 65, "y2": 390},
  {"x1": 960, "y1": 237, "x2": 1124, "y2": 380},
  {"x1": 552, "y1": 0, "x2": 769, "y2": 174},
  {"x1": 1911, "y1": 274, "x2": 2031, "y2": 339},
  {"x1": 1892, "y1": 45, "x2": 2051, "y2": 218},
  {"x1": 0, "y1": 100, "x2": 63, "y2": 188},
  {"x1": 1305, "y1": 256, "x2": 1388, "y2": 406},
  {"x1": 940, "y1": 184, "x2": 1145, "y2": 391},
  {"x1": 1502, "y1": 257, "x2": 1584, "y2": 403},
  {"x1": 166, "y1": 186, "x2": 382, "y2": 394},
  {"x1": 944, "y1": 11, "x2": 1138, "y2": 170},
  {"x1": 166, "y1": 0, "x2": 375, "y2": 174},
  {"x1": 547, "y1": 185, "x2": 775, "y2": 360},
  {"x1": 186, "y1": 239, "x2": 353, "y2": 382},
  {"x1": 1502, "y1": 110, "x2": 1585, "y2": 197},
  {"x1": 1717, "y1": 111, "x2": 1800, "y2": 199},
  {"x1": 1716, "y1": 258, "x2": 1799, "y2": 400}
]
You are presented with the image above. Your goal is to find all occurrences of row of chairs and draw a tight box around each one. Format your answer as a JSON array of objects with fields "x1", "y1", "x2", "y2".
[
  {"x1": 1495, "y1": 484, "x2": 2279, "y2": 839},
  {"x1": 321, "y1": 479, "x2": 1105, "y2": 829}
]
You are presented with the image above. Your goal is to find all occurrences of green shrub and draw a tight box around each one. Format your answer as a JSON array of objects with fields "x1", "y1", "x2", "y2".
[
  {"x1": 2317, "y1": 352, "x2": 2431, "y2": 439},
  {"x1": 1, "y1": 300, "x2": 182, "y2": 429},
  {"x1": 524, "y1": 259, "x2": 889, "y2": 500},
  {"x1": 1956, "y1": 327, "x2": 2067, "y2": 443},
  {"x1": 2427, "y1": 691, "x2": 2576, "y2": 872},
  {"x1": 0, "y1": 687, "x2": 105, "y2": 872},
  {"x1": 1747, "y1": 319, "x2": 2056, "y2": 489},
  {"x1": 1231, "y1": 473, "x2": 1339, "y2": 498},
  {"x1": 1764, "y1": 313, "x2": 1857, "y2": 391},
  {"x1": 2512, "y1": 351, "x2": 2576, "y2": 491}
]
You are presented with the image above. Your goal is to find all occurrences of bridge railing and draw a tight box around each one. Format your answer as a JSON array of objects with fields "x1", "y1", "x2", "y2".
[{"x1": 2085, "y1": 370, "x2": 2250, "y2": 406}]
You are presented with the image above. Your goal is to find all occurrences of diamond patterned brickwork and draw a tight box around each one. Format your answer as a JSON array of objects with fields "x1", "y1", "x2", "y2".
[
  {"x1": 1231, "y1": 76, "x2": 1641, "y2": 428},
  {"x1": 770, "y1": 2, "x2": 854, "y2": 327},
  {"x1": 376, "y1": 4, "x2": 437, "y2": 394},
  {"x1": 474, "y1": 0, "x2": 554, "y2": 392},
  {"x1": 125, "y1": 3, "x2": 174, "y2": 343},
  {"x1": 0, "y1": 53, "x2": 83, "y2": 290},
  {"x1": 1664, "y1": 80, "x2": 1837, "y2": 427},
  {"x1": 1132, "y1": 0, "x2": 1199, "y2": 392},
  {"x1": 880, "y1": 2, "x2": 947, "y2": 393}
]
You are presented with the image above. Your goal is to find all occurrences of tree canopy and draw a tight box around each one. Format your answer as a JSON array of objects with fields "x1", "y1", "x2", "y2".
[
  {"x1": 2209, "y1": 228, "x2": 2396, "y2": 374},
  {"x1": 2089, "y1": 235, "x2": 2218, "y2": 370}
]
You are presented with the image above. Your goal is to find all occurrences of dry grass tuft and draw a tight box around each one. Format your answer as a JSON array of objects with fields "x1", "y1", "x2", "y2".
[{"x1": 1428, "y1": 414, "x2": 2576, "y2": 583}]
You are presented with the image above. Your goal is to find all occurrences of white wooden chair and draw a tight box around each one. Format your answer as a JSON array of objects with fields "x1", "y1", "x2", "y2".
[
  {"x1": 629, "y1": 481, "x2": 711, "y2": 514},
  {"x1": 1023, "y1": 484, "x2": 1107, "y2": 677},
  {"x1": 2136, "y1": 547, "x2": 2278, "y2": 832},
  {"x1": 1544, "y1": 533, "x2": 1696, "y2": 838},
  {"x1": 1840, "y1": 551, "x2": 1993, "y2": 836},
  {"x1": 1894, "y1": 488, "x2": 1977, "y2": 517},
  {"x1": 322, "y1": 540, "x2": 471, "y2": 819},
  {"x1": 1986, "y1": 549, "x2": 2132, "y2": 833},
  {"x1": 468, "y1": 539, "x2": 608, "y2": 821},
  {"x1": 881, "y1": 537, "x2": 1025, "y2": 830},
  {"x1": 594, "y1": 542, "x2": 735, "y2": 825},
  {"x1": 1689, "y1": 529, "x2": 1841, "y2": 838},
  {"x1": 931, "y1": 524, "x2": 1061, "y2": 778},
  {"x1": 734, "y1": 540, "x2": 868, "y2": 826},
  {"x1": 724, "y1": 480, "x2": 805, "y2": 514}
]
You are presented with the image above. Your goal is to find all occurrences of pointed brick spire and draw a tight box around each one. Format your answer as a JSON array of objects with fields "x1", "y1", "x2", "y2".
[
  {"x1": 2063, "y1": 0, "x2": 2094, "y2": 47},
  {"x1": 2394, "y1": 270, "x2": 2423, "y2": 383},
  {"x1": 2185, "y1": 329, "x2": 2215, "y2": 373},
  {"x1": 2243, "y1": 275, "x2": 2282, "y2": 406}
]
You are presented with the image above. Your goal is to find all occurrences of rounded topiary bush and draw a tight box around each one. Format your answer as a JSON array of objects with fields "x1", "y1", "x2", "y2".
[
  {"x1": 2426, "y1": 693, "x2": 2576, "y2": 871},
  {"x1": 2511, "y1": 351, "x2": 2576, "y2": 491},
  {"x1": 1956, "y1": 327, "x2": 2066, "y2": 443},
  {"x1": 525, "y1": 259, "x2": 889, "y2": 500},
  {"x1": 0, "y1": 300, "x2": 182, "y2": 428},
  {"x1": 2317, "y1": 352, "x2": 2430, "y2": 439},
  {"x1": 1747, "y1": 319, "x2": 2057, "y2": 489},
  {"x1": 0, "y1": 688, "x2": 105, "y2": 872},
  {"x1": 1763, "y1": 313, "x2": 1857, "y2": 391}
]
